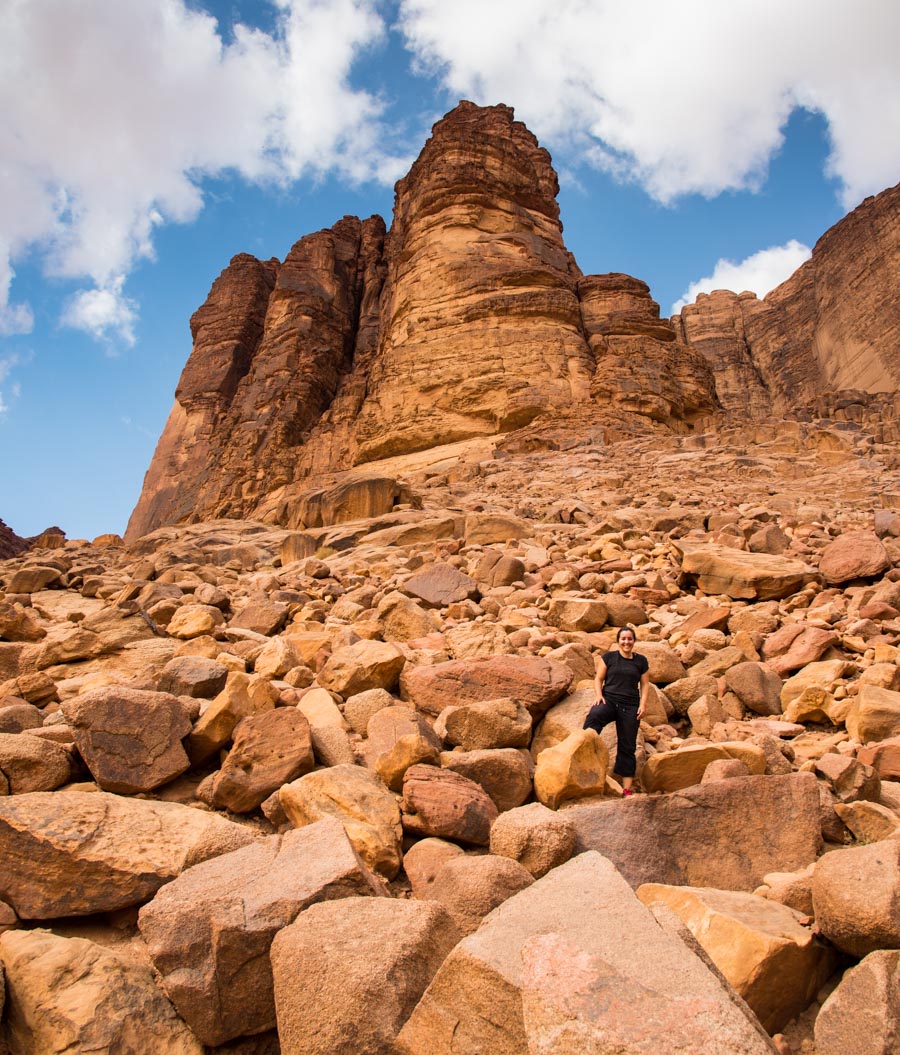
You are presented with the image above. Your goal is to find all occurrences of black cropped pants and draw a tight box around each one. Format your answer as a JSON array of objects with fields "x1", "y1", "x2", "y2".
[{"x1": 583, "y1": 696, "x2": 639, "y2": 778}]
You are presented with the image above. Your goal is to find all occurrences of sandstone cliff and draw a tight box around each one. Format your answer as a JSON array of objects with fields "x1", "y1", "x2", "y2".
[
  {"x1": 127, "y1": 104, "x2": 899, "y2": 542},
  {"x1": 672, "y1": 181, "x2": 900, "y2": 417},
  {"x1": 0, "y1": 518, "x2": 27, "y2": 561}
]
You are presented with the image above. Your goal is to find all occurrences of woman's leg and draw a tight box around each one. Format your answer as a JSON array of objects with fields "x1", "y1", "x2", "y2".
[
  {"x1": 613, "y1": 702, "x2": 639, "y2": 789},
  {"x1": 583, "y1": 700, "x2": 616, "y2": 734}
]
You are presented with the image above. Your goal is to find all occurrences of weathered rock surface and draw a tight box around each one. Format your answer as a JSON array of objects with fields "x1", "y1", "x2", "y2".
[
  {"x1": 567, "y1": 773, "x2": 822, "y2": 890},
  {"x1": 814, "y1": 950, "x2": 900, "y2": 1055},
  {"x1": 398, "y1": 852, "x2": 777, "y2": 1055},
  {"x1": 138, "y1": 818, "x2": 384, "y2": 1046},
  {"x1": 0, "y1": 929, "x2": 203, "y2": 1054},
  {"x1": 272, "y1": 897, "x2": 460, "y2": 1055},
  {"x1": 0, "y1": 790, "x2": 256, "y2": 918}
]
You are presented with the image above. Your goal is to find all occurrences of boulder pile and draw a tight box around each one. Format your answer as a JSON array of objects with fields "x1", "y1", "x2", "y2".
[{"x1": 1, "y1": 419, "x2": 900, "y2": 1053}]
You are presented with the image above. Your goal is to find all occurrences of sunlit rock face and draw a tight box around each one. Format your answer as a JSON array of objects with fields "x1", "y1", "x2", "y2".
[
  {"x1": 672, "y1": 180, "x2": 900, "y2": 417},
  {"x1": 126, "y1": 106, "x2": 898, "y2": 541}
]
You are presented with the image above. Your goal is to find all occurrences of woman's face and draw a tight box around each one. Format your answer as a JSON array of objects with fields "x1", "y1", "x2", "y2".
[{"x1": 618, "y1": 631, "x2": 635, "y2": 650}]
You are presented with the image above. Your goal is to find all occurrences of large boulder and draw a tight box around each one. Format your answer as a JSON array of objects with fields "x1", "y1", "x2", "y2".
[
  {"x1": 566, "y1": 773, "x2": 822, "y2": 891},
  {"x1": 402, "y1": 764, "x2": 498, "y2": 846},
  {"x1": 272, "y1": 898, "x2": 461, "y2": 1055},
  {"x1": 674, "y1": 542, "x2": 815, "y2": 600},
  {"x1": 279, "y1": 763, "x2": 403, "y2": 878},
  {"x1": 138, "y1": 819, "x2": 384, "y2": 1047},
  {"x1": 814, "y1": 949, "x2": 900, "y2": 1055},
  {"x1": 62, "y1": 686, "x2": 192, "y2": 794},
  {"x1": 811, "y1": 841, "x2": 900, "y2": 957},
  {"x1": 0, "y1": 929, "x2": 202, "y2": 1055},
  {"x1": 534, "y1": 729, "x2": 608, "y2": 809},
  {"x1": 188, "y1": 671, "x2": 278, "y2": 765},
  {"x1": 641, "y1": 742, "x2": 767, "y2": 794},
  {"x1": 437, "y1": 697, "x2": 532, "y2": 751},
  {"x1": 847, "y1": 684, "x2": 900, "y2": 743},
  {"x1": 402, "y1": 563, "x2": 478, "y2": 608},
  {"x1": 210, "y1": 706, "x2": 315, "y2": 812},
  {"x1": 397, "y1": 852, "x2": 777, "y2": 1055},
  {"x1": 724, "y1": 662, "x2": 783, "y2": 716},
  {"x1": 317, "y1": 639, "x2": 406, "y2": 697},
  {"x1": 401, "y1": 655, "x2": 572, "y2": 719},
  {"x1": 423, "y1": 854, "x2": 534, "y2": 936},
  {"x1": 0, "y1": 790, "x2": 256, "y2": 918},
  {"x1": 818, "y1": 531, "x2": 891, "y2": 584},
  {"x1": 489, "y1": 801, "x2": 577, "y2": 879},
  {"x1": 636, "y1": 884, "x2": 836, "y2": 1033},
  {"x1": 0, "y1": 733, "x2": 71, "y2": 793},
  {"x1": 440, "y1": 748, "x2": 534, "y2": 813}
]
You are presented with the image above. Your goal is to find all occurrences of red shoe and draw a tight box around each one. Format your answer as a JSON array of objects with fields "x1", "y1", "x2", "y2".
[{"x1": 623, "y1": 788, "x2": 633, "y2": 798}]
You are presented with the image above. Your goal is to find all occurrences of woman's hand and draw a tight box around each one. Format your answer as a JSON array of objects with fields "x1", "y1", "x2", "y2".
[{"x1": 637, "y1": 700, "x2": 646, "y2": 719}]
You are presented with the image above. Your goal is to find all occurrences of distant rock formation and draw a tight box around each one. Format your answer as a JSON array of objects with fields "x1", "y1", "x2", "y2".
[
  {"x1": 671, "y1": 181, "x2": 900, "y2": 417},
  {"x1": 0, "y1": 518, "x2": 27, "y2": 560},
  {"x1": 127, "y1": 103, "x2": 900, "y2": 541}
]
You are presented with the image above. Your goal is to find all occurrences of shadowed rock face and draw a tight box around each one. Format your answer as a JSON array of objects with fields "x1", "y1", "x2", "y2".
[
  {"x1": 0, "y1": 519, "x2": 28, "y2": 561},
  {"x1": 127, "y1": 103, "x2": 900, "y2": 541}
]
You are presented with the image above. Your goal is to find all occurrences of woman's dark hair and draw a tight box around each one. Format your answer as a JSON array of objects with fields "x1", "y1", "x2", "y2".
[{"x1": 616, "y1": 625, "x2": 636, "y2": 642}]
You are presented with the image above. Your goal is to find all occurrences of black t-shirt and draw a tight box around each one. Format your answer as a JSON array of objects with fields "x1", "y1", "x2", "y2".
[{"x1": 601, "y1": 650, "x2": 648, "y2": 704}]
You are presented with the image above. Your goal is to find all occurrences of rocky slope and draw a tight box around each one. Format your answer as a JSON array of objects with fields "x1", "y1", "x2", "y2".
[
  {"x1": 127, "y1": 104, "x2": 900, "y2": 543},
  {"x1": 3, "y1": 408, "x2": 900, "y2": 1051}
]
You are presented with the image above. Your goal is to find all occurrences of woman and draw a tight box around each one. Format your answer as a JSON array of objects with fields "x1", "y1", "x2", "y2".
[{"x1": 583, "y1": 625, "x2": 650, "y2": 796}]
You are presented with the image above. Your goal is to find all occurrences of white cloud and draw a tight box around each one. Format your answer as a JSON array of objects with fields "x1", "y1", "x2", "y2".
[
  {"x1": 61, "y1": 278, "x2": 139, "y2": 346},
  {"x1": 0, "y1": 0, "x2": 398, "y2": 345},
  {"x1": 0, "y1": 353, "x2": 22, "y2": 417},
  {"x1": 670, "y1": 240, "x2": 812, "y2": 315},
  {"x1": 398, "y1": 0, "x2": 900, "y2": 208}
]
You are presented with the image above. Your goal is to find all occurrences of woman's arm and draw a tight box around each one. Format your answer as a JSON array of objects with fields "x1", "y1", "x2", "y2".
[
  {"x1": 637, "y1": 671, "x2": 651, "y2": 719},
  {"x1": 594, "y1": 657, "x2": 607, "y2": 705}
]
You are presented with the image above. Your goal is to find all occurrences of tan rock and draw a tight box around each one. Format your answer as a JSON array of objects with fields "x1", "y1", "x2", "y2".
[
  {"x1": 343, "y1": 686, "x2": 398, "y2": 733},
  {"x1": 636, "y1": 883, "x2": 835, "y2": 1033},
  {"x1": 210, "y1": 707, "x2": 314, "y2": 812},
  {"x1": 437, "y1": 697, "x2": 532, "y2": 751},
  {"x1": 5, "y1": 566, "x2": 63, "y2": 592},
  {"x1": 816, "y1": 747, "x2": 880, "y2": 797},
  {"x1": 642, "y1": 742, "x2": 766, "y2": 793},
  {"x1": 404, "y1": 837, "x2": 466, "y2": 898},
  {"x1": 489, "y1": 801, "x2": 577, "y2": 878},
  {"x1": 0, "y1": 929, "x2": 203, "y2": 1055},
  {"x1": 403, "y1": 563, "x2": 478, "y2": 608},
  {"x1": 812, "y1": 841, "x2": 900, "y2": 957},
  {"x1": 366, "y1": 705, "x2": 442, "y2": 791},
  {"x1": 675, "y1": 541, "x2": 815, "y2": 600},
  {"x1": 858, "y1": 736, "x2": 900, "y2": 780},
  {"x1": 636, "y1": 640, "x2": 687, "y2": 684},
  {"x1": 62, "y1": 686, "x2": 191, "y2": 794},
  {"x1": 272, "y1": 898, "x2": 461, "y2": 1055},
  {"x1": 0, "y1": 600, "x2": 46, "y2": 642},
  {"x1": 253, "y1": 634, "x2": 304, "y2": 678},
  {"x1": 834, "y1": 800, "x2": 900, "y2": 842},
  {"x1": 546, "y1": 595, "x2": 607, "y2": 632},
  {"x1": 167, "y1": 603, "x2": 225, "y2": 639},
  {"x1": 425, "y1": 854, "x2": 534, "y2": 936},
  {"x1": 0, "y1": 789, "x2": 256, "y2": 918},
  {"x1": 158, "y1": 654, "x2": 228, "y2": 697},
  {"x1": 0, "y1": 700, "x2": 43, "y2": 733},
  {"x1": 819, "y1": 530, "x2": 891, "y2": 584},
  {"x1": 724, "y1": 661, "x2": 783, "y2": 716},
  {"x1": 534, "y1": 729, "x2": 608, "y2": 810},
  {"x1": 688, "y1": 692, "x2": 727, "y2": 736},
  {"x1": 702, "y1": 757, "x2": 752, "y2": 783},
  {"x1": 444, "y1": 620, "x2": 512, "y2": 659},
  {"x1": 229, "y1": 598, "x2": 289, "y2": 635},
  {"x1": 187, "y1": 671, "x2": 278, "y2": 765},
  {"x1": 139, "y1": 819, "x2": 384, "y2": 1046},
  {"x1": 689, "y1": 644, "x2": 750, "y2": 679},
  {"x1": 814, "y1": 949, "x2": 900, "y2": 1055},
  {"x1": 766, "y1": 626, "x2": 839, "y2": 676},
  {"x1": 756, "y1": 864, "x2": 815, "y2": 915},
  {"x1": 440, "y1": 747, "x2": 534, "y2": 813},
  {"x1": 377, "y1": 592, "x2": 441, "y2": 642},
  {"x1": 398, "y1": 852, "x2": 777, "y2": 1055},
  {"x1": 530, "y1": 684, "x2": 594, "y2": 758},
  {"x1": 297, "y1": 685, "x2": 349, "y2": 730},
  {"x1": 566, "y1": 772, "x2": 822, "y2": 890},
  {"x1": 402, "y1": 764, "x2": 498, "y2": 846},
  {"x1": 0, "y1": 733, "x2": 70, "y2": 793},
  {"x1": 780, "y1": 658, "x2": 849, "y2": 706},
  {"x1": 847, "y1": 683, "x2": 900, "y2": 743},
  {"x1": 317, "y1": 639, "x2": 405, "y2": 697},
  {"x1": 401, "y1": 654, "x2": 572, "y2": 719},
  {"x1": 664, "y1": 674, "x2": 719, "y2": 715},
  {"x1": 280, "y1": 763, "x2": 403, "y2": 878}
]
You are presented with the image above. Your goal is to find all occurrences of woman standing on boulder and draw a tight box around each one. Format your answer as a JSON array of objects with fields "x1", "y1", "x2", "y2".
[{"x1": 583, "y1": 626, "x2": 650, "y2": 797}]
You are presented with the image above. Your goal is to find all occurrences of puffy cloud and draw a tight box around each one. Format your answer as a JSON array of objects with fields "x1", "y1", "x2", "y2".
[
  {"x1": 670, "y1": 240, "x2": 812, "y2": 315},
  {"x1": 61, "y1": 279, "x2": 139, "y2": 346},
  {"x1": 398, "y1": 0, "x2": 900, "y2": 207},
  {"x1": 0, "y1": 0, "x2": 398, "y2": 344}
]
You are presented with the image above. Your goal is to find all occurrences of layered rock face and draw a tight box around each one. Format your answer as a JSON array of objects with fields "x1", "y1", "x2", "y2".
[
  {"x1": 672, "y1": 181, "x2": 900, "y2": 417},
  {"x1": 126, "y1": 103, "x2": 716, "y2": 541},
  {"x1": 128, "y1": 104, "x2": 899, "y2": 541},
  {"x1": 0, "y1": 519, "x2": 27, "y2": 561}
]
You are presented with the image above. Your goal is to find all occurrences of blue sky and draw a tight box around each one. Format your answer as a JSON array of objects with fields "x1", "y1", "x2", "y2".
[{"x1": 1, "y1": 0, "x2": 899, "y2": 540}]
